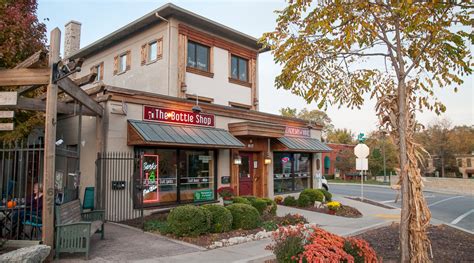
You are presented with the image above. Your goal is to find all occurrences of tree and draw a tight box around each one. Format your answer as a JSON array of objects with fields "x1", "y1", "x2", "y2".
[
  {"x1": 0, "y1": 0, "x2": 46, "y2": 68},
  {"x1": 279, "y1": 107, "x2": 334, "y2": 136},
  {"x1": 365, "y1": 131, "x2": 398, "y2": 179},
  {"x1": 326, "y1": 128, "x2": 354, "y2": 144},
  {"x1": 262, "y1": 1, "x2": 472, "y2": 261},
  {"x1": 0, "y1": 0, "x2": 47, "y2": 141},
  {"x1": 334, "y1": 148, "x2": 355, "y2": 178}
]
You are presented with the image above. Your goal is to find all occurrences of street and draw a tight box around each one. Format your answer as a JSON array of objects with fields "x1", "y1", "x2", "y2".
[{"x1": 329, "y1": 184, "x2": 474, "y2": 232}]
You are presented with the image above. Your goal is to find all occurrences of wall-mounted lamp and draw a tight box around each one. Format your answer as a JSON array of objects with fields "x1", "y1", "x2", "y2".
[
  {"x1": 233, "y1": 154, "x2": 242, "y2": 165},
  {"x1": 264, "y1": 153, "x2": 272, "y2": 165}
]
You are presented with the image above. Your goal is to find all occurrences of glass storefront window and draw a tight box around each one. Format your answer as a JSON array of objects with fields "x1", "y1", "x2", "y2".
[
  {"x1": 274, "y1": 152, "x2": 312, "y2": 194},
  {"x1": 179, "y1": 150, "x2": 215, "y2": 203}
]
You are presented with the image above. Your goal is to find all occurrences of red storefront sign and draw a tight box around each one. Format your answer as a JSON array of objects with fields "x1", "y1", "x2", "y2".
[
  {"x1": 285, "y1": 126, "x2": 310, "y2": 137},
  {"x1": 143, "y1": 106, "x2": 215, "y2": 127}
]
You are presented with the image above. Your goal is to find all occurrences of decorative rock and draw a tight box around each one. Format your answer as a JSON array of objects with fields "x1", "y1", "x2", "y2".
[{"x1": 0, "y1": 245, "x2": 51, "y2": 263}]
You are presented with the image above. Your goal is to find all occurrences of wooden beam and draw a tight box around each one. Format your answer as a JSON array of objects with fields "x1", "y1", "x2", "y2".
[
  {"x1": 0, "y1": 97, "x2": 96, "y2": 116},
  {"x1": 43, "y1": 27, "x2": 60, "y2": 253},
  {"x1": 73, "y1": 72, "x2": 97, "y2": 87},
  {"x1": 14, "y1": 50, "x2": 47, "y2": 69},
  {"x1": 0, "y1": 68, "x2": 50, "y2": 86},
  {"x1": 17, "y1": 85, "x2": 43, "y2": 95},
  {"x1": 0, "y1": 92, "x2": 18, "y2": 105},
  {"x1": 57, "y1": 77, "x2": 103, "y2": 116},
  {"x1": 0, "y1": 111, "x2": 14, "y2": 118}
]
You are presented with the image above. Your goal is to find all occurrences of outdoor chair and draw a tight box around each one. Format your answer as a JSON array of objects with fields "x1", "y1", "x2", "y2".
[{"x1": 82, "y1": 187, "x2": 95, "y2": 211}]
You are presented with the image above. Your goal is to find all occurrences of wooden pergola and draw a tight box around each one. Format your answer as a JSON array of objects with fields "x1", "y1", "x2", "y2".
[{"x1": 0, "y1": 28, "x2": 105, "y2": 256}]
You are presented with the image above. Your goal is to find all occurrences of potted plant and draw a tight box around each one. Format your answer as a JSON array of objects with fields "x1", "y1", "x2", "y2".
[{"x1": 217, "y1": 186, "x2": 235, "y2": 205}]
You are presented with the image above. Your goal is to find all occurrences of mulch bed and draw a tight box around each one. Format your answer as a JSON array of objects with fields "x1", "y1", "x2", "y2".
[
  {"x1": 282, "y1": 204, "x2": 363, "y2": 218},
  {"x1": 121, "y1": 212, "x2": 168, "y2": 229},
  {"x1": 347, "y1": 197, "x2": 395, "y2": 209},
  {"x1": 154, "y1": 228, "x2": 263, "y2": 247},
  {"x1": 356, "y1": 223, "x2": 474, "y2": 262}
]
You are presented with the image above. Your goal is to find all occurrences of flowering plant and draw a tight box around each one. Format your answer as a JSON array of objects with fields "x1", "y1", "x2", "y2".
[
  {"x1": 217, "y1": 186, "x2": 234, "y2": 200},
  {"x1": 274, "y1": 195, "x2": 284, "y2": 204},
  {"x1": 327, "y1": 201, "x2": 341, "y2": 211}
]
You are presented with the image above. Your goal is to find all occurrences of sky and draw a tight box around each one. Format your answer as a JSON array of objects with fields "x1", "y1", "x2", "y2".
[{"x1": 37, "y1": 0, "x2": 474, "y2": 135}]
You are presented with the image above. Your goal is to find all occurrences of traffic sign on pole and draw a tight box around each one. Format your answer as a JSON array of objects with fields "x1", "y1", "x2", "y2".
[{"x1": 354, "y1": 143, "x2": 370, "y2": 158}]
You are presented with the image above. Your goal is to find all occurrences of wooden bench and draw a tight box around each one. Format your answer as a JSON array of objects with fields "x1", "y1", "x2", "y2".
[{"x1": 55, "y1": 199, "x2": 105, "y2": 259}]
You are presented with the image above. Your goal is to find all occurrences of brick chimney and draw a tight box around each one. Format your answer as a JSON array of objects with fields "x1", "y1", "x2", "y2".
[{"x1": 64, "y1": 20, "x2": 81, "y2": 57}]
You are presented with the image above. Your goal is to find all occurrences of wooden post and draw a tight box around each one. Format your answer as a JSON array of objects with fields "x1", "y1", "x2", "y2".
[{"x1": 43, "y1": 28, "x2": 61, "y2": 254}]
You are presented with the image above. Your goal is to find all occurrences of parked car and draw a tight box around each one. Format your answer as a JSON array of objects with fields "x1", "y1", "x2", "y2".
[{"x1": 322, "y1": 175, "x2": 329, "y2": 191}]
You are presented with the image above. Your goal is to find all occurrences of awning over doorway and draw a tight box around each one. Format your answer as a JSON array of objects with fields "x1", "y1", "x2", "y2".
[
  {"x1": 277, "y1": 137, "x2": 332, "y2": 152},
  {"x1": 128, "y1": 120, "x2": 245, "y2": 148}
]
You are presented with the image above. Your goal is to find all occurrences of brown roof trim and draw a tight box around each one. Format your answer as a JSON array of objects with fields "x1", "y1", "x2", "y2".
[{"x1": 96, "y1": 85, "x2": 323, "y2": 130}]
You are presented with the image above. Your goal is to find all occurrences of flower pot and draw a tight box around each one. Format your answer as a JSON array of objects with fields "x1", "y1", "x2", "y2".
[{"x1": 223, "y1": 199, "x2": 233, "y2": 206}]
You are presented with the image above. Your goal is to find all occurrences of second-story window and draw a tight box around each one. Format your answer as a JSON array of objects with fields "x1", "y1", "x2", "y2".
[
  {"x1": 187, "y1": 41, "x2": 210, "y2": 72},
  {"x1": 231, "y1": 55, "x2": 248, "y2": 82},
  {"x1": 119, "y1": 53, "x2": 128, "y2": 73},
  {"x1": 148, "y1": 41, "x2": 158, "y2": 61},
  {"x1": 91, "y1": 62, "x2": 104, "y2": 82},
  {"x1": 468, "y1": 158, "x2": 472, "y2": 167}
]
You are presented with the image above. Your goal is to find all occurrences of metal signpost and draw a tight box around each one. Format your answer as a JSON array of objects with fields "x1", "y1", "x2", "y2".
[{"x1": 354, "y1": 133, "x2": 369, "y2": 201}]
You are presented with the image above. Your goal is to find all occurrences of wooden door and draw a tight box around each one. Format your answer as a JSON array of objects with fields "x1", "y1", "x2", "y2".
[{"x1": 238, "y1": 153, "x2": 253, "y2": 196}]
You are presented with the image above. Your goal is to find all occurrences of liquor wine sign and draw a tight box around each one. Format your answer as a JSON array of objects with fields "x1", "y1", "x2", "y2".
[
  {"x1": 285, "y1": 126, "x2": 310, "y2": 137},
  {"x1": 143, "y1": 106, "x2": 215, "y2": 127},
  {"x1": 141, "y1": 154, "x2": 159, "y2": 203}
]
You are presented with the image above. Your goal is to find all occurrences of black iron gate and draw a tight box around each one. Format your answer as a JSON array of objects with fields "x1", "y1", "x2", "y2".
[{"x1": 96, "y1": 152, "x2": 143, "y2": 223}]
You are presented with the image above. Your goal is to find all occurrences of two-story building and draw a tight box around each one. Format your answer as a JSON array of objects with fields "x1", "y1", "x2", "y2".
[{"x1": 57, "y1": 3, "x2": 331, "y2": 221}]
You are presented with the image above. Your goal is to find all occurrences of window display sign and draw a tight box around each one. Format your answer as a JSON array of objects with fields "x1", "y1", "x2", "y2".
[
  {"x1": 194, "y1": 189, "x2": 214, "y2": 202},
  {"x1": 143, "y1": 106, "x2": 215, "y2": 127},
  {"x1": 141, "y1": 154, "x2": 159, "y2": 203},
  {"x1": 285, "y1": 126, "x2": 310, "y2": 137}
]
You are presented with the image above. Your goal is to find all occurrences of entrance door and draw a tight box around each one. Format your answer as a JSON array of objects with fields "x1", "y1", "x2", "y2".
[{"x1": 238, "y1": 153, "x2": 253, "y2": 196}]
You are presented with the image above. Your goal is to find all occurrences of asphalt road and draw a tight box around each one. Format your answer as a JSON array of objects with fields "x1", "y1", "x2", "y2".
[{"x1": 329, "y1": 184, "x2": 474, "y2": 232}]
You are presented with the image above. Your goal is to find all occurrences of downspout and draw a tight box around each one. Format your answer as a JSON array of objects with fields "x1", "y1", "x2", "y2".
[{"x1": 155, "y1": 13, "x2": 171, "y2": 96}]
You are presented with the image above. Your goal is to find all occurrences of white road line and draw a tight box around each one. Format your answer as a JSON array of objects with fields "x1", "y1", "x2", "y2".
[
  {"x1": 380, "y1": 200, "x2": 394, "y2": 204},
  {"x1": 451, "y1": 209, "x2": 474, "y2": 225},
  {"x1": 428, "y1": 196, "x2": 464, "y2": 207}
]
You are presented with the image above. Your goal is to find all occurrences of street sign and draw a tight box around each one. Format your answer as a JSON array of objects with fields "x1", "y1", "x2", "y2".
[
  {"x1": 356, "y1": 158, "x2": 368, "y2": 170},
  {"x1": 354, "y1": 143, "x2": 370, "y2": 158}
]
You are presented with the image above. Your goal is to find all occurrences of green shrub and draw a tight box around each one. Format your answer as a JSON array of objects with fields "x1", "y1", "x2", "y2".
[
  {"x1": 251, "y1": 198, "x2": 268, "y2": 215},
  {"x1": 202, "y1": 204, "x2": 233, "y2": 233},
  {"x1": 283, "y1": 196, "x2": 298, "y2": 206},
  {"x1": 261, "y1": 220, "x2": 278, "y2": 231},
  {"x1": 226, "y1": 203, "x2": 261, "y2": 230},
  {"x1": 320, "y1": 189, "x2": 332, "y2": 202},
  {"x1": 300, "y1": 188, "x2": 324, "y2": 203},
  {"x1": 232, "y1": 196, "x2": 252, "y2": 205},
  {"x1": 297, "y1": 194, "x2": 312, "y2": 207},
  {"x1": 167, "y1": 205, "x2": 210, "y2": 237},
  {"x1": 262, "y1": 198, "x2": 278, "y2": 215},
  {"x1": 241, "y1": 195, "x2": 257, "y2": 203}
]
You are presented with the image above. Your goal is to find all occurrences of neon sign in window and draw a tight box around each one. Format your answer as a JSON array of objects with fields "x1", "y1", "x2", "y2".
[{"x1": 141, "y1": 154, "x2": 159, "y2": 203}]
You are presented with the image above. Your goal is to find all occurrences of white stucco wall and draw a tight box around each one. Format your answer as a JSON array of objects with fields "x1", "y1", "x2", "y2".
[{"x1": 185, "y1": 46, "x2": 252, "y2": 106}]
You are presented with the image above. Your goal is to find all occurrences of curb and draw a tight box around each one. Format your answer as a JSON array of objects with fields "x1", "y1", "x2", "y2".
[
  {"x1": 343, "y1": 221, "x2": 394, "y2": 237},
  {"x1": 329, "y1": 183, "x2": 391, "y2": 189},
  {"x1": 341, "y1": 196, "x2": 401, "y2": 210},
  {"x1": 106, "y1": 222, "x2": 207, "y2": 251}
]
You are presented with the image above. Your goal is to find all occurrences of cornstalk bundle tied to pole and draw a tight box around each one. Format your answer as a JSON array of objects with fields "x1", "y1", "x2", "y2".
[{"x1": 376, "y1": 81, "x2": 432, "y2": 262}]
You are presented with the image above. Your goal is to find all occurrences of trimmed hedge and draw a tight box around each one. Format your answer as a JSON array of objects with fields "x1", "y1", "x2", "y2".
[
  {"x1": 283, "y1": 196, "x2": 298, "y2": 206},
  {"x1": 320, "y1": 189, "x2": 332, "y2": 202},
  {"x1": 300, "y1": 189, "x2": 324, "y2": 203},
  {"x1": 297, "y1": 194, "x2": 312, "y2": 207},
  {"x1": 202, "y1": 204, "x2": 233, "y2": 233},
  {"x1": 226, "y1": 203, "x2": 261, "y2": 230},
  {"x1": 167, "y1": 205, "x2": 210, "y2": 237},
  {"x1": 233, "y1": 196, "x2": 252, "y2": 205},
  {"x1": 250, "y1": 198, "x2": 268, "y2": 215}
]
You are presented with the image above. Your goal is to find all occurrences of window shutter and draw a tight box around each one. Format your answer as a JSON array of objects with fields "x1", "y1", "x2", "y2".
[
  {"x1": 99, "y1": 62, "x2": 104, "y2": 80},
  {"x1": 141, "y1": 44, "x2": 147, "y2": 65},
  {"x1": 113, "y1": 55, "x2": 118, "y2": 75},
  {"x1": 157, "y1": 38, "x2": 163, "y2": 59},
  {"x1": 126, "y1": 50, "x2": 131, "y2": 70}
]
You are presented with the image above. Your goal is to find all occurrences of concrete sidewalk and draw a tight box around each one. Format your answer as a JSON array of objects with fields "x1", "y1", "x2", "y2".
[{"x1": 57, "y1": 195, "x2": 400, "y2": 262}]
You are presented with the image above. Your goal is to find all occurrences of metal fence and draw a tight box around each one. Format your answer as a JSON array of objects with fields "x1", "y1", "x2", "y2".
[{"x1": 96, "y1": 152, "x2": 143, "y2": 223}]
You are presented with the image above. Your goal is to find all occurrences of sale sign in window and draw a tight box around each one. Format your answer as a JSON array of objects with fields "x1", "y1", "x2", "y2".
[{"x1": 141, "y1": 154, "x2": 159, "y2": 203}]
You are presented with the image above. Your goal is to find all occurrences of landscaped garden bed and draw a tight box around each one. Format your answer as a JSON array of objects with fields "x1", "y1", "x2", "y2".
[
  {"x1": 275, "y1": 189, "x2": 363, "y2": 218},
  {"x1": 355, "y1": 223, "x2": 474, "y2": 262},
  {"x1": 123, "y1": 188, "x2": 311, "y2": 249}
]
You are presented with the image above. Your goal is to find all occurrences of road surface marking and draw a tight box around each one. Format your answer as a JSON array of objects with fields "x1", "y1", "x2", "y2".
[
  {"x1": 428, "y1": 196, "x2": 463, "y2": 207},
  {"x1": 451, "y1": 209, "x2": 474, "y2": 225},
  {"x1": 374, "y1": 214, "x2": 400, "y2": 219},
  {"x1": 380, "y1": 200, "x2": 394, "y2": 204}
]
